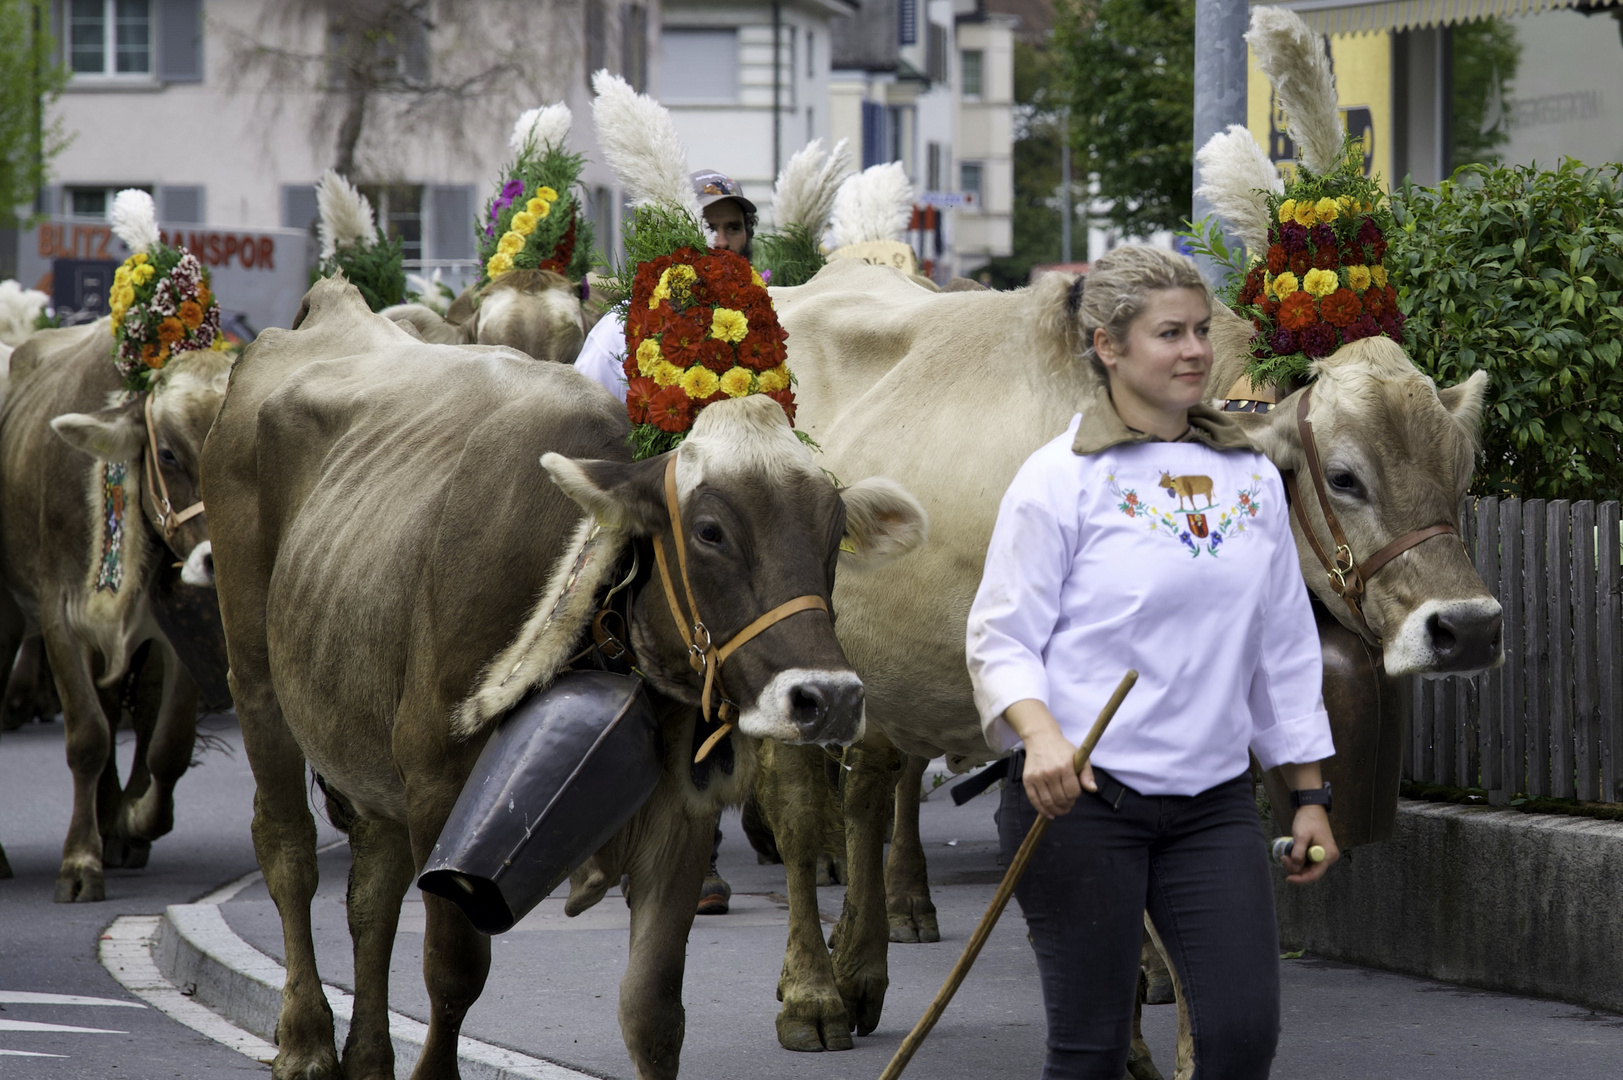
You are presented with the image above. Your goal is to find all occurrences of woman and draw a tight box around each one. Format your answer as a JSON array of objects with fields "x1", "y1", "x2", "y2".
[{"x1": 966, "y1": 244, "x2": 1338, "y2": 1079}]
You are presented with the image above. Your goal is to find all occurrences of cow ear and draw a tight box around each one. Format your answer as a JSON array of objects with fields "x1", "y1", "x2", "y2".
[
  {"x1": 1437, "y1": 369, "x2": 1488, "y2": 434},
  {"x1": 50, "y1": 400, "x2": 145, "y2": 462},
  {"x1": 1245, "y1": 393, "x2": 1304, "y2": 474},
  {"x1": 839, "y1": 477, "x2": 928, "y2": 569},
  {"x1": 541, "y1": 453, "x2": 669, "y2": 534}
]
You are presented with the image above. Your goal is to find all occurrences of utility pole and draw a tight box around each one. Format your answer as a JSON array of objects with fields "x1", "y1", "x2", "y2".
[
  {"x1": 1059, "y1": 106, "x2": 1072, "y2": 264},
  {"x1": 1191, "y1": 0, "x2": 1249, "y2": 284},
  {"x1": 772, "y1": 0, "x2": 783, "y2": 179}
]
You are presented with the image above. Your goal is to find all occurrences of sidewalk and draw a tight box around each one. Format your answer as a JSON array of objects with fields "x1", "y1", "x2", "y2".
[{"x1": 192, "y1": 774, "x2": 1623, "y2": 1079}]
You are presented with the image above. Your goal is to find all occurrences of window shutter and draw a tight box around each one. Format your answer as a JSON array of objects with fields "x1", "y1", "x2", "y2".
[
  {"x1": 898, "y1": 0, "x2": 917, "y2": 47},
  {"x1": 429, "y1": 185, "x2": 475, "y2": 260},
  {"x1": 158, "y1": 185, "x2": 205, "y2": 223},
  {"x1": 157, "y1": 0, "x2": 203, "y2": 82},
  {"x1": 861, "y1": 101, "x2": 887, "y2": 169},
  {"x1": 282, "y1": 184, "x2": 320, "y2": 235}
]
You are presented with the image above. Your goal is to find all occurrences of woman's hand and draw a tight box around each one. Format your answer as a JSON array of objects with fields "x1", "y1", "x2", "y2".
[
  {"x1": 1283, "y1": 805, "x2": 1339, "y2": 884},
  {"x1": 1003, "y1": 699, "x2": 1095, "y2": 819}
]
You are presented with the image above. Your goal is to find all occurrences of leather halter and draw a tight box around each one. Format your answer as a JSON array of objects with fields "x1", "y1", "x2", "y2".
[
  {"x1": 142, "y1": 393, "x2": 205, "y2": 541},
  {"x1": 1283, "y1": 384, "x2": 1457, "y2": 641},
  {"x1": 650, "y1": 455, "x2": 830, "y2": 763}
]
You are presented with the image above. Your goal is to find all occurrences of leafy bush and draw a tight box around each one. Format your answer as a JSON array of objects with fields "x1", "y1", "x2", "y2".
[{"x1": 1390, "y1": 160, "x2": 1623, "y2": 500}]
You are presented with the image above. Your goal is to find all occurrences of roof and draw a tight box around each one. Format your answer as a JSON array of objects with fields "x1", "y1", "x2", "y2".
[{"x1": 1257, "y1": 0, "x2": 1621, "y2": 35}]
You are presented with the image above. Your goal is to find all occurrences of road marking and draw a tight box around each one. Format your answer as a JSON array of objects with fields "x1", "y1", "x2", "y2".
[
  {"x1": 0, "y1": 1049, "x2": 69, "y2": 1058},
  {"x1": 0, "y1": 1019, "x2": 128, "y2": 1034},
  {"x1": 0, "y1": 992, "x2": 146, "y2": 1008}
]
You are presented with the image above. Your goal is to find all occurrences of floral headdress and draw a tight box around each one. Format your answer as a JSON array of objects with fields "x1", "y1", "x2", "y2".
[
  {"x1": 107, "y1": 189, "x2": 222, "y2": 393},
  {"x1": 591, "y1": 72, "x2": 797, "y2": 459},
  {"x1": 312, "y1": 171, "x2": 405, "y2": 312},
  {"x1": 478, "y1": 104, "x2": 593, "y2": 285}
]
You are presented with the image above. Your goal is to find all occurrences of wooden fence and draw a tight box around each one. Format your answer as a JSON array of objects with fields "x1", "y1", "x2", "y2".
[{"x1": 1403, "y1": 498, "x2": 1623, "y2": 803}]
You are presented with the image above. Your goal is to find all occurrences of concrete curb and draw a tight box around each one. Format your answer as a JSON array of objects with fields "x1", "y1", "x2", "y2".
[
  {"x1": 151, "y1": 902, "x2": 596, "y2": 1080},
  {"x1": 1276, "y1": 799, "x2": 1623, "y2": 1015}
]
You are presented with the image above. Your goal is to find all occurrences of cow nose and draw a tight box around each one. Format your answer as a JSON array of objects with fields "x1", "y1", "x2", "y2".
[
  {"x1": 1428, "y1": 606, "x2": 1503, "y2": 670},
  {"x1": 788, "y1": 678, "x2": 865, "y2": 741}
]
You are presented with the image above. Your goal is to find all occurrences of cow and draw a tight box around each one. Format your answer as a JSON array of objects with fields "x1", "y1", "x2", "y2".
[
  {"x1": 382, "y1": 268, "x2": 587, "y2": 364},
  {"x1": 0, "y1": 319, "x2": 228, "y2": 900},
  {"x1": 1157, "y1": 471, "x2": 1213, "y2": 512},
  {"x1": 200, "y1": 276, "x2": 927, "y2": 1080},
  {"x1": 747, "y1": 258, "x2": 1502, "y2": 1063}
]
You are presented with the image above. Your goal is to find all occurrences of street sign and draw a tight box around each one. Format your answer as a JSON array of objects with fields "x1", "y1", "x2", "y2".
[{"x1": 919, "y1": 191, "x2": 974, "y2": 209}]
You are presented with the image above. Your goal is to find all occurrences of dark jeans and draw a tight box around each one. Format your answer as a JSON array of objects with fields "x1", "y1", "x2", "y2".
[{"x1": 998, "y1": 753, "x2": 1280, "y2": 1080}]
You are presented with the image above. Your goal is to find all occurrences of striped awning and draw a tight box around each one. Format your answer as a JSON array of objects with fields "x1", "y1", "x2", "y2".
[{"x1": 1259, "y1": 0, "x2": 1622, "y2": 35}]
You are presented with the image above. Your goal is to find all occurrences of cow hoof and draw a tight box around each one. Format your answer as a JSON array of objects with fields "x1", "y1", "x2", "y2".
[
  {"x1": 54, "y1": 863, "x2": 105, "y2": 903},
  {"x1": 887, "y1": 900, "x2": 940, "y2": 943},
  {"x1": 271, "y1": 1048, "x2": 342, "y2": 1080},
  {"x1": 1127, "y1": 1039, "x2": 1166, "y2": 1080},
  {"x1": 103, "y1": 835, "x2": 152, "y2": 870},
  {"x1": 776, "y1": 1013, "x2": 854, "y2": 1053},
  {"x1": 834, "y1": 969, "x2": 887, "y2": 1038}
]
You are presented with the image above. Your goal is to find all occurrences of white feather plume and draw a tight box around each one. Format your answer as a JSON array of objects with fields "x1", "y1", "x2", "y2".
[
  {"x1": 0, "y1": 279, "x2": 49, "y2": 347},
  {"x1": 828, "y1": 163, "x2": 914, "y2": 249},
  {"x1": 1247, "y1": 6, "x2": 1344, "y2": 176},
  {"x1": 771, "y1": 137, "x2": 853, "y2": 236},
  {"x1": 510, "y1": 103, "x2": 572, "y2": 154},
  {"x1": 315, "y1": 170, "x2": 377, "y2": 260},
  {"x1": 110, "y1": 189, "x2": 160, "y2": 256},
  {"x1": 589, "y1": 70, "x2": 703, "y2": 224},
  {"x1": 1195, "y1": 125, "x2": 1285, "y2": 256}
]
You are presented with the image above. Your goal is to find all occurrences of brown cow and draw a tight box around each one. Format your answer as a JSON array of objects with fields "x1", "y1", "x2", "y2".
[
  {"x1": 382, "y1": 268, "x2": 586, "y2": 364},
  {"x1": 201, "y1": 276, "x2": 926, "y2": 1080},
  {"x1": 0, "y1": 320, "x2": 227, "y2": 900}
]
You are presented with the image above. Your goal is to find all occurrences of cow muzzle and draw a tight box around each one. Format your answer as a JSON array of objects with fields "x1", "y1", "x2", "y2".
[
  {"x1": 180, "y1": 540, "x2": 214, "y2": 587},
  {"x1": 741, "y1": 668, "x2": 865, "y2": 746},
  {"x1": 1385, "y1": 597, "x2": 1504, "y2": 676}
]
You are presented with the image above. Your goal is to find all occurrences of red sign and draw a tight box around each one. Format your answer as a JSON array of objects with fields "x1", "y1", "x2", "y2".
[{"x1": 35, "y1": 222, "x2": 278, "y2": 271}]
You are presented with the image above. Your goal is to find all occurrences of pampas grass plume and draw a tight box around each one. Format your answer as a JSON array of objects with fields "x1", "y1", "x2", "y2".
[
  {"x1": 316, "y1": 170, "x2": 376, "y2": 260},
  {"x1": 1195, "y1": 125, "x2": 1284, "y2": 255},
  {"x1": 110, "y1": 189, "x2": 160, "y2": 256},
  {"x1": 828, "y1": 162, "x2": 913, "y2": 248},
  {"x1": 590, "y1": 70, "x2": 703, "y2": 225},
  {"x1": 510, "y1": 103, "x2": 572, "y2": 153},
  {"x1": 1247, "y1": 6, "x2": 1343, "y2": 176},
  {"x1": 0, "y1": 279, "x2": 49, "y2": 347},
  {"x1": 772, "y1": 137, "x2": 853, "y2": 236}
]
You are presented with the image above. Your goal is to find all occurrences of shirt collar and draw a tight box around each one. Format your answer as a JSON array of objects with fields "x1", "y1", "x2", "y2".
[{"x1": 1071, "y1": 400, "x2": 1254, "y2": 456}]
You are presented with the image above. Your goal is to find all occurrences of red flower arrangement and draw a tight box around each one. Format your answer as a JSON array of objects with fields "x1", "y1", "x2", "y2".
[
  {"x1": 1319, "y1": 288, "x2": 1362, "y2": 328},
  {"x1": 622, "y1": 246, "x2": 795, "y2": 445}
]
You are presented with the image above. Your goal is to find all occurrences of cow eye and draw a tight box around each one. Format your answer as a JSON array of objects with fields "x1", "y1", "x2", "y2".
[
  {"x1": 695, "y1": 521, "x2": 725, "y2": 546},
  {"x1": 1328, "y1": 470, "x2": 1361, "y2": 495},
  {"x1": 158, "y1": 447, "x2": 179, "y2": 467}
]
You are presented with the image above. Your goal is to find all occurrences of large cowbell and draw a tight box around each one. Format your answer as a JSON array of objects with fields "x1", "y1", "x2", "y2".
[{"x1": 419, "y1": 670, "x2": 662, "y2": 934}]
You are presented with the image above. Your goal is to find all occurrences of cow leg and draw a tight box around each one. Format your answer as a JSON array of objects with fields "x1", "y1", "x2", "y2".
[
  {"x1": 115, "y1": 643, "x2": 198, "y2": 849},
  {"x1": 1126, "y1": 970, "x2": 1166, "y2": 1080},
  {"x1": 829, "y1": 742, "x2": 900, "y2": 1037},
  {"x1": 3, "y1": 635, "x2": 55, "y2": 730},
  {"x1": 341, "y1": 816, "x2": 414, "y2": 1080},
  {"x1": 41, "y1": 607, "x2": 113, "y2": 903},
  {"x1": 238, "y1": 690, "x2": 339, "y2": 1080},
  {"x1": 885, "y1": 753, "x2": 938, "y2": 943},
  {"x1": 0, "y1": 600, "x2": 24, "y2": 874},
  {"x1": 1145, "y1": 914, "x2": 1193, "y2": 1080},
  {"x1": 1141, "y1": 917, "x2": 1175, "y2": 1004},
  {"x1": 763, "y1": 742, "x2": 853, "y2": 1052},
  {"x1": 619, "y1": 787, "x2": 713, "y2": 1080}
]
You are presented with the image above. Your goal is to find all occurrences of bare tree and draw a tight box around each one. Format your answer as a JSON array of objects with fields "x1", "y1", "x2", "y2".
[{"x1": 221, "y1": 0, "x2": 580, "y2": 180}]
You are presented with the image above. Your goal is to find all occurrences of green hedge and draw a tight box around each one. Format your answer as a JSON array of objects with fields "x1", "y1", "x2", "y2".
[{"x1": 1390, "y1": 160, "x2": 1623, "y2": 501}]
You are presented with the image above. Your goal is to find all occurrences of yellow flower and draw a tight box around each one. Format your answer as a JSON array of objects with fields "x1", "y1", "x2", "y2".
[
  {"x1": 1277, "y1": 199, "x2": 1297, "y2": 224},
  {"x1": 652, "y1": 361, "x2": 683, "y2": 388},
  {"x1": 132, "y1": 252, "x2": 148, "y2": 265},
  {"x1": 1270, "y1": 271, "x2": 1299, "y2": 299},
  {"x1": 680, "y1": 365, "x2": 721, "y2": 400},
  {"x1": 497, "y1": 231, "x2": 525, "y2": 256},
  {"x1": 1371, "y1": 265, "x2": 1388, "y2": 288},
  {"x1": 1345, "y1": 265, "x2": 1372, "y2": 293},
  {"x1": 115, "y1": 284, "x2": 135, "y2": 310},
  {"x1": 211, "y1": 335, "x2": 229, "y2": 351},
  {"x1": 535, "y1": 186, "x2": 558, "y2": 202},
  {"x1": 526, "y1": 197, "x2": 546, "y2": 216},
  {"x1": 719, "y1": 367, "x2": 754, "y2": 398},
  {"x1": 635, "y1": 337, "x2": 663, "y2": 377},
  {"x1": 756, "y1": 365, "x2": 791, "y2": 393},
  {"x1": 1337, "y1": 196, "x2": 1353, "y2": 215},
  {"x1": 1293, "y1": 201, "x2": 1318, "y2": 227},
  {"x1": 648, "y1": 283, "x2": 669, "y2": 309},
  {"x1": 1303, "y1": 267, "x2": 1339, "y2": 297},
  {"x1": 710, "y1": 307, "x2": 748, "y2": 343},
  {"x1": 132, "y1": 263, "x2": 154, "y2": 285},
  {"x1": 486, "y1": 252, "x2": 514, "y2": 278},
  {"x1": 1314, "y1": 197, "x2": 1339, "y2": 223},
  {"x1": 510, "y1": 211, "x2": 537, "y2": 236},
  {"x1": 114, "y1": 266, "x2": 132, "y2": 287},
  {"x1": 750, "y1": 268, "x2": 766, "y2": 288}
]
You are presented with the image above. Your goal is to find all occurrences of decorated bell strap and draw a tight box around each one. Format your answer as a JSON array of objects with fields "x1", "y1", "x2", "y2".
[{"x1": 651, "y1": 455, "x2": 829, "y2": 762}]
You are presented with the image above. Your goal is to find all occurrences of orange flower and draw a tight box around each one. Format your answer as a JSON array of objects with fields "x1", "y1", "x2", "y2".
[
  {"x1": 1319, "y1": 288, "x2": 1362, "y2": 328},
  {"x1": 179, "y1": 300, "x2": 204, "y2": 330},
  {"x1": 196, "y1": 283, "x2": 212, "y2": 308},
  {"x1": 140, "y1": 342, "x2": 159, "y2": 367},
  {"x1": 1312, "y1": 245, "x2": 1340, "y2": 271},
  {"x1": 1266, "y1": 245, "x2": 1287, "y2": 275},
  {"x1": 157, "y1": 317, "x2": 185, "y2": 345},
  {"x1": 626, "y1": 377, "x2": 658, "y2": 425},
  {"x1": 1278, "y1": 291, "x2": 1319, "y2": 333},
  {"x1": 647, "y1": 384, "x2": 694, "y2": 433},
  {"x1": 766, "y1": 389, "x2": 797, "y2": 427},
  {"x1": 1288, "y1": 251, "x2": 1310, "y2": 277}
]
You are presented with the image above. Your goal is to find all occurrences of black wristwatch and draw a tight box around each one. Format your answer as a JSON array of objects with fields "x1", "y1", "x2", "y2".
[{"x1": 1289, "y1": 783, "x2": 1332, "y2": 814}]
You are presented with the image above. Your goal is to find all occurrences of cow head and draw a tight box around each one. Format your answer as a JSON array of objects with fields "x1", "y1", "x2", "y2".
[
  {"x1": 1248, "y1": 336, "x2": 1503, "y2": 675},
  {"x1": 543, "y1": 395, "x2": 928, "y2": 745},
  {"x1": 50, "y1": 348, "x2": 234, "y2": 584},
  {"x1": 471, "y1": 269, "x2": 586, "y2": 364}
]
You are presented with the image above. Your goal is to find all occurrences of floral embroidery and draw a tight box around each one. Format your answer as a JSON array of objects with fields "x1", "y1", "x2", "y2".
[
  {"x1": 1106, "y1": 470, "x2": 1264, "y2": 557},
  {"x1": 95, "y1": 461, "x2": 129, "y2": 593}
]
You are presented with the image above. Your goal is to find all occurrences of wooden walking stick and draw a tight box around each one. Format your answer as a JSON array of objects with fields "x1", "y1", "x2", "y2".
[{"x1": 877, "y1": 669, "x2": 1139, "y2": 1080}]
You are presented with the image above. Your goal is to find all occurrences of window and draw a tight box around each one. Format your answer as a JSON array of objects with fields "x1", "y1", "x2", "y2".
[
  {"x1": 621, "y1": 4, "x2": 648, "y2": 93},
  {"x1": 70, "y1": 0, "x2": 151, "y2": 76},
  {"x1": 926, "y1": 142, "x2": 941, "y2": 192},
  {"x1": 898, "y1": 0, "x2": 917, "y2": 47},
  {"x1": 807, "y1": 31, "x2": 814, "y2": 78},
  {"x1": 657, "y1": 29, "x2": 738, "y2": 102},
  {"x1": 68, "y1": 185, "x2": 154, "y2": 219},
  {"x1": 926, "y1": 23, "x2": 948, "y2": 83},
  {"x1": 961, "y1": 49, "x2": 983, "y2": 98},
  {"x1": 861, "y1": 100, "x2": 887, "y2": 168},
  {"x1": 585, "y1": 0, "x2": 606, "y2": 90},
  {"x1": 889, "y1": 105, "x2": 916, "y2": 177},
  {"x1": 960, "y1": 162, "x2": 983, "y2": 207},
  {"x1": 357, "y1": 184, "x2": 424, "y2": 262}
]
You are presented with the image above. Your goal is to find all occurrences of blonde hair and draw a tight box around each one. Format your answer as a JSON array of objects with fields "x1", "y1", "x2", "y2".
[{"x1": 1072, "y1": 244, "x2": 1210, "y2": 380}]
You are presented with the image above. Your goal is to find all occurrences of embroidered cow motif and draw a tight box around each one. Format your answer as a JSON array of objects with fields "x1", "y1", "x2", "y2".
[
  {"x1": 1157, "y1": 471, "x2": 1214, "y2": 512},
  {"x1": 1107, "y1": 470, "x2": 1265, "y2": 558}
]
